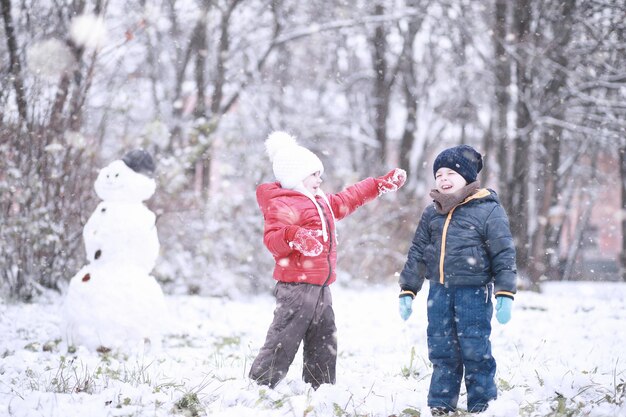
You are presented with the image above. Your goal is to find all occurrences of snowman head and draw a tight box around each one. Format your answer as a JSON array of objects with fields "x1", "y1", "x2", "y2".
[{"x1": 94, "y1": 151, "x2": 156, "y2": 202}]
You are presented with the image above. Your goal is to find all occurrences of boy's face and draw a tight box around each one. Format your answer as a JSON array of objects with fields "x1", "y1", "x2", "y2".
[
  {"x1": 435, "y1": 167, "x2": 467, "y2": 194},
  {"x1": 303, "y1": 171, "x2": 322, "y2": 194}
]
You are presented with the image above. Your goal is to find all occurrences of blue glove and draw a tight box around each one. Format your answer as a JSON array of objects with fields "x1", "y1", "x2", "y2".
[
  {"x1": 495, "y1": 297, "x2": 513, "y2": 324},
  {"x1": 399, "y1": 295, "x2": 413, "y2": 321}
]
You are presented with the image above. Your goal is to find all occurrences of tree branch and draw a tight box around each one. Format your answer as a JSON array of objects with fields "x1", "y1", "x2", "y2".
[{"x1": 1, "y1": 0, "x2": 28, "y2": 122}]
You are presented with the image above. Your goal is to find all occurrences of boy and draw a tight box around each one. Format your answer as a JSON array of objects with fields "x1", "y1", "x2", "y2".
[
  {"x1": 250, "y1": 131, "x2": 406, "y2": 389},
  {"x1": 398, "y1": 144, "x2": 516, "y2": 414}
]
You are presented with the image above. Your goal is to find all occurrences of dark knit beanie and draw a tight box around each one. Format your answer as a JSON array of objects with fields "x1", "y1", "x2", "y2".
[
  {"x1": 433, "y1": 145, "x2": 483, "y2": 183},
  {"x1": 122, "y1": 149, "x2": 156, "y2": 176}
]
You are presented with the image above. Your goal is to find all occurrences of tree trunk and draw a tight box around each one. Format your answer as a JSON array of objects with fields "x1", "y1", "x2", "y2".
[
  {"x1": 510, "y1": 0, "x2": 532, "y2": 277},
  {"x1": 493, "y1": 0, "x2": 511, "y2": 195},
  {"x1": 529, "y1": 1, "x2": 574, "y2": 283},
  {"x1": 371, "y1": 3, "x2": 389, "y2": 166},
  {"x1": 398, "y1": 2, "x2": 424, "y2": 178},
  {"x1": 621, "y1": 146, "x2": 626, "y2": 282},
  {"x1": 1, "y1": 0, "x2": 28, "y2": 123}
]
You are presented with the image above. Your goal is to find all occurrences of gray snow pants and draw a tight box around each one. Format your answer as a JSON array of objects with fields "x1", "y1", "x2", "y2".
[{"x1": 248, "y1": 282, "x2": 337, "y2": 389}]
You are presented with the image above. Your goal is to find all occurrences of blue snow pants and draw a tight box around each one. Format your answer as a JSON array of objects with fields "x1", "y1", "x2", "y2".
[{"x1": 426, "y1": 282, "x2": 497, "y2": 412}]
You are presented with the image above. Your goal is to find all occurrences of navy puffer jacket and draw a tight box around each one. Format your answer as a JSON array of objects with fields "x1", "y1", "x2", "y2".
[{"x1": 400, "y1": 188, "x2": 517, "y2": 298}]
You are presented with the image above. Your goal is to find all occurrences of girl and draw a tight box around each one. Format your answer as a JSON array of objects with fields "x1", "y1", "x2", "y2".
[{"x1": 249, "y1": 131, "x2": 406, "y2": 389}]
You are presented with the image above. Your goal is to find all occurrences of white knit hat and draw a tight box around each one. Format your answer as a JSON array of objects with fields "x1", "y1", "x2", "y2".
[{"x1": 265, "y1": 131, "x2": 324, "y2": 189}]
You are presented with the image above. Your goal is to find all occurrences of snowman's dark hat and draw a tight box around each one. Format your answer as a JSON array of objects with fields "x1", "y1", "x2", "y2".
[{"x1": 122, "y1": 149, "x2": 155, "y2": 176}]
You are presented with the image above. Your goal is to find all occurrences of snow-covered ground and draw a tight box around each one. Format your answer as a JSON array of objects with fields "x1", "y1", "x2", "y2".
[{"x1": 1, "y1": 281, "x2": 625, "y2": 417}]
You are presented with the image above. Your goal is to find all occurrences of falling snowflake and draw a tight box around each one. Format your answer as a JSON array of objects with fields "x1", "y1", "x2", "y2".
[
  {"x1": 26, "y1": 39, "x2": 74, "y2": 78},
  {"x1": 70, "y1": 14, "x2": 107, "y2": 49},
  {"x1": 65, "y1": 131, "x2": 88, "y2": 149}
]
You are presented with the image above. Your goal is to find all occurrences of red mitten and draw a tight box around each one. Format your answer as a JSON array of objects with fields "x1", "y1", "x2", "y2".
[
  {"x1": 289, "y1": 228, "x2": 323, "y2": 257},
  {"x1": 376, "y1": 168, "x2": 407, "y2": 196}
]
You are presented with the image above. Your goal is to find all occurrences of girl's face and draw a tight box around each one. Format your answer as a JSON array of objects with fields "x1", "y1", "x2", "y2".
[
  {"x1": 435, "y1": 167, "x2": 467, "y2": 194},
  {"x1": 303, "y1": 171, "x2": 322, "y2": 194}
]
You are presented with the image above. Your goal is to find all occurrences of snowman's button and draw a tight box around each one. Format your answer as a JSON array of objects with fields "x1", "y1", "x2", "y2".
[
  {"x1": 95, "y1": 250, "x2": 102, "y2": 260},
  {"x1": 82, "y1": 273, "x2": 91, "y2": 282}
]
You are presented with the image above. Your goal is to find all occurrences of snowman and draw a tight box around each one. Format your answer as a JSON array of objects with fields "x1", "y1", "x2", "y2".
[{"x1": 62, "y1": 149, "x2": 167, "y2": 352}]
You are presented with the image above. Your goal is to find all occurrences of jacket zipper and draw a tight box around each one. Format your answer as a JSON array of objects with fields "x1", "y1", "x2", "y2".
[
  {"x1": 438, "y1": 189, "x2": 491, "y2": 285},
  {"x1": 439, "y1": 207, "x2": 456, "y2": 284},
  {"x1": 313, "y1": 195, "x2": 334, "y2": 287},
  {"x1": 321, "y1": 207, "x2": 333, "y2": 287}
]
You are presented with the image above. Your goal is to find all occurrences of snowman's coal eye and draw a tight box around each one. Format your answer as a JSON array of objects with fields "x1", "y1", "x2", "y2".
[{"x1": 115, "y1": 173, "x2": 119, "y2": 177}]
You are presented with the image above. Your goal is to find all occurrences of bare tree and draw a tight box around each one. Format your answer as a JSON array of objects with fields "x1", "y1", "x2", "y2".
[
  {"x1": 508, "y1": 0, "x2": 532, "y2": 277},
  {"x1": 1, "y1": 0, "x2": 103, "y2": 299},
  {"x1": 492, "y1": 0, "x2": 511, "y2": 194},
  {"x1": 489, "y1": 0, "x2": 626, "y2": 285},
  {"x1": 527, "y1": 1, "x2": 575, "y2": 284},
  {"x1": 397, "y1": 0, "x2": 430, "y2": 179},
  {"x1": 369, "y1": 2, "x2": 392, "y2": 166}
]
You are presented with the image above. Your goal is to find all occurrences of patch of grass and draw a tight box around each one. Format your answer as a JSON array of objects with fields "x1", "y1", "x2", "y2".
[
  {"x1": 43, "y1": 339, "x2": 61, "y2": 352},
  {"x1": 332, "y1": 402, "x2": 348, "y2": 416},
  {"x1": 166, "y1": 333, "x2": 195, "y2": 348},
  {"x1": 399, "y1": 407, "x2": 421, "y2": 416},
  {"x1": 401, "y1": 346, "x2": 427, "y2": 379},
  {"x1": 607, "y1": 379, "x2": 626, "y2": 405},
  {"x1": 121, "y1": 359, "x2": 156, "y2": 386},
  {"x1": 24, "y1": 351, "x2": 178, "y2": 398},
  {"x1": 541, "y1": 391, "x2": 589, "y2": 417},
  {"x1": 174, "y1": 391, "x2": 205, "y2": 416},
  {"x1": 550, "y1": 392, "x2": 569, "y2": 415},
  {"x1": 256, "y1": 388, "x2": 287, "y2": 410},
  {"x1": 45, "y1": 356, "x2": 96, "y2": 394},
  {"x1": 535, "y1": 369, "x2": 544, "y2": 387},
  {"x1": 605, "y1": 361, "x2": 626, "y2": 406},
  {"x1": 401, "y1": 346, "x2": 417, "y2": 378},
  {"x1": 401, "y1": 346, "x2": 429, "y2": 381},
  {"x1": 23, "y1": 338, "x2": 56, "y2": 353},
  {"x1": 213, "y1": 335, "x2": 241, "y2": 350},
  {"x1": 105, "y1": 395, "x2": 133, "y2": 409},
  {"x1": 172, "y1": 374, "x2": 214, "y2": 416},
  {"x1": 498, "y1": 377, "x2": 513, "y2": 391},
  {"x1": 154, "y1": 380, "x2": 184, "y2": 393},
  {"x1": 24, "y1": 342, "x2": 40, "y2": 352}
]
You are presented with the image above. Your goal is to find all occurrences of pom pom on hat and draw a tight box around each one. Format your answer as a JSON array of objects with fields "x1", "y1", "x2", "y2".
[
  {"x1": 433, "y1": 144, "x2": 483, "y2": 183},
  {"x1": 265, "y1": 131, "x2": 298, "y2": 162},
  {"x1": 265, "y1": 131, "x2": 324, "y2": 189}
]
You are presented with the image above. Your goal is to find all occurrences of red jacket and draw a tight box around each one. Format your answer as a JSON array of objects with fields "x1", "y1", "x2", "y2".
[{"x1": 257, "y1": 178, "x2": 379, "y2": 286}]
